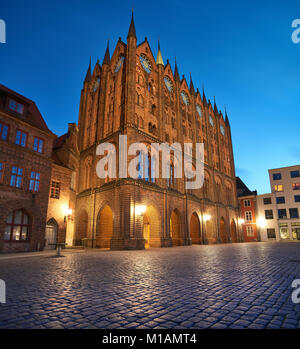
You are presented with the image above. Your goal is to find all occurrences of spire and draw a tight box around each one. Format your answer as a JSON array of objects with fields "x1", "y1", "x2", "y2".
[
  {"x1": 202, "y1": 87, "x2": 207, "y2": 106},
  {"x1": 127, "y1": 11, "x2": 137, "y2": 39},
  {"x1": 213, "y1": 97, "x2": 218, "y2": 115},
  {"x1": 84, "y1": 57, "x2": 92, "y2": 83},
  {"x1": 174, "y1": 58, "x2": 180, "y2": 81},
  {"x1": 102, "y1": 41, "x2": 110, "y2": 65},
  {"x1": 156, "y1": 40, "x2": 164, "y2": 66},
  {"x1": 189, "y1": 73, "x2": 195, "y2": 93},
  {"x1": 225, "y1": 107, "x2": 230, "y2": 126}
]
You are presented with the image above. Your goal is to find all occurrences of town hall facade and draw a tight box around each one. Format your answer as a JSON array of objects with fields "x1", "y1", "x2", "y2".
[
  {"x1": 0, "y1": 14, "x2": 240, "y2": 252},
  {"x1": 73, "y1": 14, "x2": 240, "y2": 250}
]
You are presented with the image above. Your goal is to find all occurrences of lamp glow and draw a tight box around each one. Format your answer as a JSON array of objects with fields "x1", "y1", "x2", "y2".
[
  {"x1": 257, "y1": 217, "x2": 266, "y2": 228},
  {"x1": 62, "y1": 205, "x2": 73, "y2": 216},
  {"x1": 203, "y1": 214, "x2": 211, "y2": 222},
  {"x1": 135, "y1": 205, "x2": 146, "y2": 215},
  {"x1": 238, "y1": 218, "x2": 245, "y2": 225}
]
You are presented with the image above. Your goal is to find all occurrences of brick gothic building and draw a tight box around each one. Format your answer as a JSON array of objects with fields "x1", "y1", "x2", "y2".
[
  {"x1": 0, "y1": 84, "x2": 56, "y2": 253},
  {"x1": 73, "y1": 14, "x2": 240, "y2": 250}
]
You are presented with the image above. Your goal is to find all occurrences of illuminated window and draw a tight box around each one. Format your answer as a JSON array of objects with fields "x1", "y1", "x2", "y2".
[
  {"x1": 279, "y1": 223, "x2": 289, "y2": 239},
  {"x1": 33, "y1": 137, "x2": 44, "y2": 153},
  {"x1": 15, "y1": 130, "x2": 27, "y2": 147},
  {"x1": 246, "y1": 226, "x2": 254, "y2": 237},
  {"x1": 0, "y1": 122, "x2": 9, "y2": 140},
  {"x1": 245, "y1": 211, "x2": 252, "y2": 222},
  {"x1": 9, "y1": 99, "x2": 24, "y2": 114},
  {"x1": 10, "y1": 166, "x2": 23, "y2": 188},
  {"x1": 50, "y1": 181, "x2": 60, "y2": 199},
  {"x1": 29, "y1": 171, "x2": 40, "y2": 192},
  {"x1": 4, "y1": 210, "x2": 29, "y2": 241},
  {"x1": 292, "y1": 183, "x2": 300, "y2": 191},
  {"x1": 267, "y1": 229, "x2": 276, "y2": 239},
  {"x1": 274, "y1": 185, "x2": 284, "y2": 192}
]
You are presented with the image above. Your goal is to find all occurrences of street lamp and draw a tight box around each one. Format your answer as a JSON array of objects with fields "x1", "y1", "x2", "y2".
[
  {"x1": 257, "y1": 217, "x2": 266, "y2": 228},
  {"x1": 203, "y1": 214, "x2": 211, "y2": 222},
  {"x1": 238, "y1": 218, "x2": 245, "y2": 225},
  {"x1": 62, "y1": 205, "x2": 73, "y2": 222},
  {"x1": 135, "y1": 205, "x2": 146, "y2": 215}
]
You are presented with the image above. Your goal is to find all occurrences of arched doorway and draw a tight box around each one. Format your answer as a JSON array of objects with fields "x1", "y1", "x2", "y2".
[
  {"x1": 220, "y1": 217, "x2": 228, "y2": 243},
  {"x1": 190, "y1": 212, "x2": 201, "y2": 244},
  {"x1": 170, "y1": 209, "x2": 181, "y2": 246},
  {"x1": 45, "y1": 218, "x2": 58, "y2": 250},
  {"x1": 96, "y1": 205, "x2": 113, "y2": 248},
  {"x1": 75, "y1": 210, "x2": 88, "y2": 246},
  {"x1": 231, "y1": 219, "x2": 238, "y2": 242},
  {"x1": 205, "y1": 217, "x2": 216, "y2": 244},
  {"x1": 143, "y1": 205, "x2": 160, "y2": 248}
]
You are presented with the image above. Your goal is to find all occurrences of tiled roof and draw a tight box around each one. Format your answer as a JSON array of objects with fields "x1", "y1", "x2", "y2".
[
  {"x1": 53, "y1": 133, "x2": 68, "y2": 149},
  {"x1": 236, "y1": 176, "x2": 257, "y2": 197},
  {"x1": 0, "y1": 83, "x2": 52, "y2": 133}
]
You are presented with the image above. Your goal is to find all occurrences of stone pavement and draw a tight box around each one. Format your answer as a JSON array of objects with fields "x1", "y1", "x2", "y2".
[{"x1": 0, "y1": 242, "x2": 300, "y2": 329}]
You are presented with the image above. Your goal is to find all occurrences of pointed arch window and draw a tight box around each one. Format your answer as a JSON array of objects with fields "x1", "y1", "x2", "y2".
[
  {"x1": 167, "y1": 162, "x2": 175, "y2": 188},
  {"x1": 136, "y1": 93, "x2": 144, "y2": 107},
  {"x1": 151, "y1": 104, "x2": 156, "y2": 115},
  {"x1": 84, "y1": 157, "x2": 92, "y2": 190},
  {"x1": 204, "y1": 174, "x2": 210, "y2": 199},
  {"x1": 137, "y1": 151, "x2": 143, "y2": 180},
  {"x1": 137, "y1": 150, "x2": 156, "y2": 183}
]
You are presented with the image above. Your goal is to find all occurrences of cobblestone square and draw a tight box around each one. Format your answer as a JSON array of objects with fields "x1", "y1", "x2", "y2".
[{"x1": 1, "y1": 242, "x2": 300, "y2": 329}]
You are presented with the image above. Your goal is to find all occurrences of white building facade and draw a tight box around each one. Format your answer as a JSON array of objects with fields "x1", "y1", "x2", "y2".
[{"x1": 257, "y1": 165, "x2": 300, "y2": 241}]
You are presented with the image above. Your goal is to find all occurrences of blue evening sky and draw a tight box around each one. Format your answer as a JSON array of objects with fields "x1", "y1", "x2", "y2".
[{"x1": 1, "y1": 0, "x2": 299, "y2": 194}]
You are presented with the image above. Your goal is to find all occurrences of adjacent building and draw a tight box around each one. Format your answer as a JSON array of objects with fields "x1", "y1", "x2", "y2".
[
  {"x1": 45, "y1": 123, "x2": 79, "y2": 249},
  {"x1": 0, "y1": 84, "x2": 55, "y2": 252},
  {"x1": 236, "y1": 177, "x2": 259, "y2": 242},
  {"x1": 257, "y1": 165, "x2": 300, "y2": 241}
]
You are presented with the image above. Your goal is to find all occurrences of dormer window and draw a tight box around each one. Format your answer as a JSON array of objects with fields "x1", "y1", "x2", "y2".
[{"x1": 9, "y1": 99, "x2": 24, "y2": 114}]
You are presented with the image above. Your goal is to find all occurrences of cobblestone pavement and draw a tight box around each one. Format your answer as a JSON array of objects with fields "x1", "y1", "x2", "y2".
[{"x1": 1, "y1": 242, "x2": 300, "y2": 329}]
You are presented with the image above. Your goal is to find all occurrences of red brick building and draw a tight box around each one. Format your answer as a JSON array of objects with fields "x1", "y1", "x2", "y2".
[
  {"x1": 236, "y1": 177, "x2": 259, "y2": 242},
  {"x1": 45, "y1": 123, "x2": 79, "y2": 249},
  {"x1": 0, "y1": 14, "x2": 241, "y2": 252},
  {"x1": 73, "y1": 14, "x2": 240, "y2": 249},
  {"x1": 0, "y1": 84, "x2": 55, "y2": 252}
]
